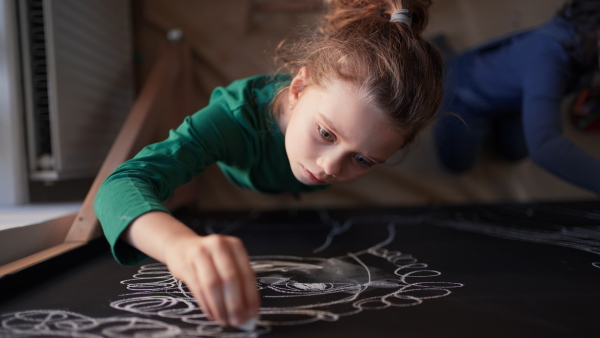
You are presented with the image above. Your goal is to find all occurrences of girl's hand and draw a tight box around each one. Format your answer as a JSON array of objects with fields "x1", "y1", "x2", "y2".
[
  {"x1": 164, "y1": 234, "x2": 259, "y2": 326},
  {"x1": 122, "y1": 211, "x2": 259, "y2": 327}
]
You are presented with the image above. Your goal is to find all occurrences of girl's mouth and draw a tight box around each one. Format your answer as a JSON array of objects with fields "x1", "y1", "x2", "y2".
[{"x1": 302, "y1": 166, "x2": 327, "y2": 184}]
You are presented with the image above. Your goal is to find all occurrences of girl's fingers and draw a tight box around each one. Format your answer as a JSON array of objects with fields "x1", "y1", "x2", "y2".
[
  {"x1": 231, "y1": 244, "x2": 260, "y2": 318},
  {"x1": 181, "y1": 268, "x2": 213, "y2": 321},
  {"x1": 211, "y1": 240, "x2": 249, "y2": 326},
  {"x1": 169, "y1": 234, "x2": 258, "y2": 327},
  {"x1": 196, "y1": 252, "x2": 228, "y2": 325}
]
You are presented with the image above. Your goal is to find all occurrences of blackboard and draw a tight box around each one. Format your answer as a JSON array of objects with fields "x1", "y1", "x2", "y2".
[{"x1": 1, "y1": 200, "x2": 599, "y2": 337}]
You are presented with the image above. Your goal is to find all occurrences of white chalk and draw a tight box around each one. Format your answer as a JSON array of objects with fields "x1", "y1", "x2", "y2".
[{"x1": 235, "y1": 316, "x2": 258, "y2": 332}]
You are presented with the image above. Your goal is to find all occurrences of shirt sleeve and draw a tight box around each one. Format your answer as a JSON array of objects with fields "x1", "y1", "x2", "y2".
[
  {"x1": 94, "y1": 90, "x2": 254, "y2": 265},
  {"x1": 520, "y1": 37, "x2": 600, "y2": 195}
]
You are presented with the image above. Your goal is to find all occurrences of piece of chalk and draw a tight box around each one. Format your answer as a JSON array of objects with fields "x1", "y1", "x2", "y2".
[{"x1": 235, "y1": 316, "x2": 258, "y2": 332}]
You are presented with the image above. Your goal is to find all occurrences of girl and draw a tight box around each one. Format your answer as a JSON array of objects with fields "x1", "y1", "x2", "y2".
[
  {"x1": 95, "y1": 0, "x2": 443, "y2": 328},
  {"x1": 434, "y1": 0, "x2": 600, "y2": 195}
]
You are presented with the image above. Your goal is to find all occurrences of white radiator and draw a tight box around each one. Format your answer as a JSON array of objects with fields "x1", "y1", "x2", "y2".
[{"x1": 19, "y1": 0, "x2": 134, "y2": 181}]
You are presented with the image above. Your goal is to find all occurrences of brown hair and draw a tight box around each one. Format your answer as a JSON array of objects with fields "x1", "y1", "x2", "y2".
[{"x1": 274, "y1": 0, "x2": 444, "y2": 148}]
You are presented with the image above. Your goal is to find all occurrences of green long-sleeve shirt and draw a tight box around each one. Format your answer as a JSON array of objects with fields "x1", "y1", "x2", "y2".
[{"x1": 94, "y1": 74, "x2": 327, "y2": 265}]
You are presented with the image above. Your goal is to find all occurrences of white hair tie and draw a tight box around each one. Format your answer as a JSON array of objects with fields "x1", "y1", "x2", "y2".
[{"x1": 390, "y1": 9, "x2": 412, "y2": 27}]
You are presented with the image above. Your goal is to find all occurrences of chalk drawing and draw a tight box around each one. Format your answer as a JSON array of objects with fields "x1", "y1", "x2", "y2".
[
  {"x1": 0, "y1": 310, "x2": 188, "y2": 337},
  {"x1": 425, "y1": 205, "x2": 600, "y2": 268},
  {"x1": 0, "y1": 214, "x2": 462, "y2": 337}
]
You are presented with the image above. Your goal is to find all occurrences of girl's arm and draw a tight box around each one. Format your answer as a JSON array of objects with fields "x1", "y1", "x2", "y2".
[
  {"x1": 95, "y1": 81, "x2": 268, "y2": 327},
  {"x1": 123, "y1": 210, "x2": 260, "y2": 327}
]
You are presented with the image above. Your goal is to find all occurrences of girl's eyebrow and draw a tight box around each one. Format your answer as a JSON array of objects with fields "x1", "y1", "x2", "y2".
[
  {"x1": 318, "y1": 113, "x2": 386, "y2": 164},
  {"x1": 318, "y1": 113, "x2": 339, "y2": 136}
]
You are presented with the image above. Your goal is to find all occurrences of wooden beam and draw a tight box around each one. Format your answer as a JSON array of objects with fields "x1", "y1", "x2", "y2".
[
  {"x1": 162, "y1": 43, "x2": 202, "y2": 211},
  {"x1": 0, "y1": 242, "x2": 85, "y2": 277},
  {"x1": 66, "y1": 43, "x2": 185, "y2": 243}
]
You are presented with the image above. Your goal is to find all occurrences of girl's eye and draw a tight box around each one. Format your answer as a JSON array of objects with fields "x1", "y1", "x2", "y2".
[
  {"x1": 354, "y1": 154, "x2": 373, "y2": 167},
  {"x1": 318, "y1": 126, "x2": 334, "y2": 141}
]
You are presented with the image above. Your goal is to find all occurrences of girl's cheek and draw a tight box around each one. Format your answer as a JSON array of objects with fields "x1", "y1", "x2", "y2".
[{"x1": 306, "y1": 129, "x2": 319, "y2": 147}]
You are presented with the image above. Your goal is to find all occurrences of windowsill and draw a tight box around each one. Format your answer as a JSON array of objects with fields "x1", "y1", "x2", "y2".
[
  {"x1": 0, "y1": 202, "x2": 82, "y2": 231},
  {"x1": 0, "y1": 202, "x2": 83, "y2": 270}
]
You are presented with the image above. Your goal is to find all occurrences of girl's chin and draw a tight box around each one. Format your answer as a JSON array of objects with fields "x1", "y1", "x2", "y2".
[{"x1": 295, "y1": 174, "x2": 318, "y2": 185}]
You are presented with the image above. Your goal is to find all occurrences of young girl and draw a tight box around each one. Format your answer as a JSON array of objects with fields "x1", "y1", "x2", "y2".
[
  {"x1": 95, "y1": 0, "x2": 443, "y2": 328},
  {"x1": 434, "y1": 0, "x2": 600, "y2": 195}
]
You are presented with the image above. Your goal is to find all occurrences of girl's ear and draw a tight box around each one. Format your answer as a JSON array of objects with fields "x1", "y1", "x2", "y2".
[{"x1": 288, "y1": 67, "x2": 309, "y2": 108}]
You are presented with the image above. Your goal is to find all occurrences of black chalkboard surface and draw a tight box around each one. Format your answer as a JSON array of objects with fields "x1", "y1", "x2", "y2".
[{"x1": 1, "y1": 201, "x2": 599, "y2": 337}]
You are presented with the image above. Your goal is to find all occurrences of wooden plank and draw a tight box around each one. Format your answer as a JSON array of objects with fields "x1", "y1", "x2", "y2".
[
  {"x1": 163, "y1": 43, "x2": 202, "y2": 210},
  {"x1": 66, "y1": 43, "x2": 184, "y2": 243},
  {"x1": 0, "y1": 242, "x2": 85, "y2": 277},
  {"x1": 0, "y1": 213, "x2": 76, "y2": 267}
]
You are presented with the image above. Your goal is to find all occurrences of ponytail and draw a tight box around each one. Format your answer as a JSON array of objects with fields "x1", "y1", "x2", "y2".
[
  {"x1": 320, "y1": 0, "x2": 432, "y2": 36},
  {"x1": 276, "y1": 0, "x2": 444, "y2": 147}
]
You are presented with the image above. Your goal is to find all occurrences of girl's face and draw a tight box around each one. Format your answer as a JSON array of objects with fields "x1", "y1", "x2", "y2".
[{"x1": 281, "y1": 68, "x2": 404, "y2": 185}]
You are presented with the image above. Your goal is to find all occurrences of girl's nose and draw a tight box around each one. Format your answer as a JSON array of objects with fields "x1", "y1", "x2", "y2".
[{"x1": 318, "y1": 153, "x2": 342, "y2": 177}]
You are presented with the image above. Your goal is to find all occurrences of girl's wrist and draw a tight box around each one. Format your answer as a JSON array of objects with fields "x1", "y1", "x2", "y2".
[{"x1": 125, "y1": 211, "x2": 199, "y2": 263}]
